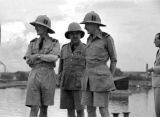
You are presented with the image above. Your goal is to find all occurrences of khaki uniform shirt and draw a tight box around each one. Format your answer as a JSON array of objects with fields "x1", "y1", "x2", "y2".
[
  {"x1": 58, "y1": 42, "x2": 86, "y2": 90},
  {"x1": 24, "y1": 37, "x2": 60, "y2": 68},
  {"x1": 24, "y1": 37, "x2": 60, "y2": 106},
  {"x1": 82, "y1": 29, "x2": 117, "y2": 92}
]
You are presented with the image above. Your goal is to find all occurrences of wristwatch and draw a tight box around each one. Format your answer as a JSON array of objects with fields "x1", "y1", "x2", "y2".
[{"x1": 38, "y1": 55, "x2": 41, "y2": 59}]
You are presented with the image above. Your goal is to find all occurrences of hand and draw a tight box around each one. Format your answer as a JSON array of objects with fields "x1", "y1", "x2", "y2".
[
  {"x1": 26, "y1": 59, "x2": 32, "y2": 65},
  {"x1": 56, "y1": 74, "x2": 62, "y2": 87},
  {"x1": 56, "y1": 81, "x2": 60, "y2": 87},
  {"x1": 29, "y1": 54, "x2": 40, "y2": 61},
  {"x1": 148, "y1": 67, "x2": 154, "y2": 73}
]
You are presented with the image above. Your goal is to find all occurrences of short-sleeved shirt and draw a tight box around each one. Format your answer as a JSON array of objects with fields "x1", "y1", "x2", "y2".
[
  {"x1": 25, "y1": 36, "x2": 60, "y2": 106},
  {"x1": 58, "y1": 42, "x2": 86, "y2": 90},
  {"x1": 82, "y1": 29, "x2": 117, "y2": 92},
  {"x1": 24, "y1": 37, "x2": 60, "y2": 68}
]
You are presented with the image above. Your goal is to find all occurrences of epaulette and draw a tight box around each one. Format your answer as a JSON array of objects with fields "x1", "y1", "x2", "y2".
[
  {"x1": 102, "y1": 32, "x2": 110, "y2": 38},
  {"x1": 81, "y1": 42, "x2": 86, "y2": 45},
  {"x1": 30, "y1": 38, "x2": 37, "y2": 43},
  {"x1": 61, "y1": 43, "x2": 68, "y2": 49},
  {"x1": 51, "y1": 37, "x2": 58, "y2": 43},
  {"x1": 81, "y1": 43, "x2": 87, "y2": 46}
]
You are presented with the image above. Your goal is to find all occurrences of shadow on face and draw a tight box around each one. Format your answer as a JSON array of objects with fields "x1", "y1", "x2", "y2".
[
  {"x1": 84, "y1": 23, "x2": 99, "y2": 34},
  {"x1": 35, "y1": 24, "x2": 48, "y2": 35},
  {"x1": 69, "y1": 32, "x2": 81, "y2": 44}
]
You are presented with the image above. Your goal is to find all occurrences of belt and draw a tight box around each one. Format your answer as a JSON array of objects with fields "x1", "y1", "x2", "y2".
[{"x1": 32, "y1": 63, "x2": 54, "y2": 69}]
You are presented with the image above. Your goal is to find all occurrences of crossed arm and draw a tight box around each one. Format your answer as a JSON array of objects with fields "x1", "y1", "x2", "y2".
[{"x1": 24, "y1": 42, "x2": 60, "y2": 66}]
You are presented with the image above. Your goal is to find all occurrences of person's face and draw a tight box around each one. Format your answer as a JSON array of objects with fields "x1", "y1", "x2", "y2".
[
  {"x1": 154, "y1": 34, "x2": 160, "y2": 47},
  {"x1": 69, "y1": 32, "x2": 81, "y2": 44},
  {"x1": 35, "y1": 24, "x2": 48, "y2": 36},
  {"x1": 84, "y1": 23, "x2": 98, "y2": 34}
]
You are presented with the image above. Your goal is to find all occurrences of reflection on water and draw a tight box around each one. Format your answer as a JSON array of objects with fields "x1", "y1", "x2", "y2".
[
  {"x1": 0, "y1": 87, "x2": 156, "y2": 117},
  {"x1": 0, "y1": 88, "x2": 29, "y2": 117},
  {"x1": 129, "y1": 87, "x2": 155, "y2": 117}
]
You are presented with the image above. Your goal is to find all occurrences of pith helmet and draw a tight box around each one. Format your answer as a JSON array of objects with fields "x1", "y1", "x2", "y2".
[
  {"x1": 65, "y1": 22, "x2": 85, "y2": 39},
  {"x1": 30, "y1": 15, "x2": 55, "y2": 34},
  {"x1": 80, "y1": 11, "x2": 106, "y2": 27}
]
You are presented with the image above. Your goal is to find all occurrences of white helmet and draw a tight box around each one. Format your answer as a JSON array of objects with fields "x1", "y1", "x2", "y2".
[
  {"x1": 65, "y1": 22, "x2": 85, "y2": 39},
  {"x1": 30, "y1": 15, "x2": 55, "y2": 34},
  {"x1": 81, "y1": 11, "x2": 106, "y2": 27}
]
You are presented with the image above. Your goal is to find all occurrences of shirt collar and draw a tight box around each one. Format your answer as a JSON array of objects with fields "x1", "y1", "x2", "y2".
[
  {"x1": 70, "y1": 41, "x2": 81, "y2": 47},
  {"x1": 39, "y1": 36, "x2": 51, "y2": 41}
]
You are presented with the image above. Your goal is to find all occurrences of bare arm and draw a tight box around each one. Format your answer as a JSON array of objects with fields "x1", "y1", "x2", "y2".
[
  {"x1": 39, "y1": 54, "x2": 59, "y2": 62},
  {"x1": 38, "y1": 41, "x2": 60, "y2": 62}
]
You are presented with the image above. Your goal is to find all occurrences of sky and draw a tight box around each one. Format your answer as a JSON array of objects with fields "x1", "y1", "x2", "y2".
[{"x1": 0, "y1": 0, "x2": 160, "y2": 72}]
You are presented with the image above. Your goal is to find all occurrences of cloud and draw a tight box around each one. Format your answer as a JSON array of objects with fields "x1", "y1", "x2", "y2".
[
  {"x1": 0, "y1": 0, "x2": 160, "y2": 72},
  {"x1": 0, "y1": 0, "x2": 67, "y2": 22},
  {"x1": 1, "y1": 22, "x2": 26, "y2": 43},
  {"x1": 0, "y1": 36, "x2": 29, "y2": 72},
  {"x1": 84, "y1": 0, "x2": 160, "y2": 71},
  {"x1": 92, "y1": 0, "x2": 136, "y2": 9},
  {"x1": 0, "y1": 21, "x2": 32, "y2": 72}
]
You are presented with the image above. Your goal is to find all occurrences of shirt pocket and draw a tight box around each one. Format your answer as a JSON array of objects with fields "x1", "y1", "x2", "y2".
[
  {"x1": 92, "y1": 42, "x2": 105, "y2": 54},
  {"x1": 42, "y1": 47, "x2": 52, "y2": 54},
  {"x1": 75, "y1": 72, "x2": 83, "y2": 88},
  {"x1": 62, "y1": 50, "x2": 71, "y2": 60},
  {"x1": 94, "y1": 65, "x2": 111, "y2": 76},
  {"x1": 74, "y1": 50, "x2": 85, "y2": 59},
  {"x1": 87, "y1": 41, "x2": 105, "y2": 57}
]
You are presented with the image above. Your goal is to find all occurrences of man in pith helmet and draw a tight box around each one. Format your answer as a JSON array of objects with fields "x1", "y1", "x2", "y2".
[
  {"x1": 24, "y1": 15, "x2": 60, "y2": 117},
  {"x1": 80, "y1": 11, "x2": 117, "y2": 117},
  {"x1": 58, "y1": 22, "x2": 86, "y2": 117}
]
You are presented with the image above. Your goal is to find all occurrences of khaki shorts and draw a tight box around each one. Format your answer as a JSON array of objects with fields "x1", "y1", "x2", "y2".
[
  {"x1": 25, "y1": 67, "x2": 56, "y2": 107},
  {"x1": 81, "y1": 91, "x2": 110, "y2": 107},
  {"x1": 60, "y1": 90, "x2": 85, "y2": 110}
]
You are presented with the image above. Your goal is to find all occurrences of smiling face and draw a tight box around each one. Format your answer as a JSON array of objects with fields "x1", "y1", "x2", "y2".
[
  {"x1": 35, "y1": 24, "x2": 48, "y2": 36},
  {"x1": 154, "y1": 34, "x2": 160, "y2": 48},
  {"x1": 69, "y1": 31, "x2": 81, "y2": 44}
]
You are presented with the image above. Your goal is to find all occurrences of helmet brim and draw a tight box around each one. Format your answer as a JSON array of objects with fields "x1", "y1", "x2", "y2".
[
  {"x1": 65, "y1": 30, "x2": 85, "y2": 39},
  {"x1": 80, "y1": 21, "x2": 106, "y2": 27},
  {"x1": 30, "y1": 22, "x2": 55, "y2": 34}
]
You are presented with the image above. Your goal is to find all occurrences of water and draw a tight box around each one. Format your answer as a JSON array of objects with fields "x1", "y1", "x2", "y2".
[{"x1": 0, "y1": 87, "x2": 156, "y2": 117}]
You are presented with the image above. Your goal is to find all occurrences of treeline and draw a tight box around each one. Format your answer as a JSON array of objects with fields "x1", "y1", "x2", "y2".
[
  {"x1": 0, "y1": 71, "x2": 29, "y2": 81},
  {"x1": 0, "y1": 68, "x2": 124, "y2": 81}
]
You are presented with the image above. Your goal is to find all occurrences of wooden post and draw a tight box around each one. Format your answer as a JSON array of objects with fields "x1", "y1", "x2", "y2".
[
  {"x1": 146, "y1": 63, "x2": 149, "y2": 78},
  {"x1": 146, "y1": 64, "x2": 148, "y2": 72}
]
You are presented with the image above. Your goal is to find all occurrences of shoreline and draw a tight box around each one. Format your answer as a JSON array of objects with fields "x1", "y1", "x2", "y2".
[{"x1": 0, "y1": 81, "x2": 27, "y2": 89}]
